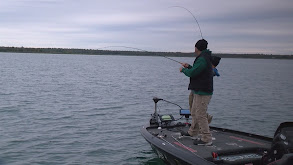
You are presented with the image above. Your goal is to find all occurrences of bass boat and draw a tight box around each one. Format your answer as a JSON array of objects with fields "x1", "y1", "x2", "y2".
[{"x1": 140, "y1": 97, "x2": 293, "y2": 165}]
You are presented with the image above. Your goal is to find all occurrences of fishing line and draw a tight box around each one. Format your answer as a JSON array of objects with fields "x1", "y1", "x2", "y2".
[
  {"x1": 98, "y1": 46, "x2": 182, "y2": 64},
  {"x1": 98, "y1": 46, "x2": 147, "y2": 52},
  {"x1": 168, "y1": 6, "x2": 203, "y2": 39}
]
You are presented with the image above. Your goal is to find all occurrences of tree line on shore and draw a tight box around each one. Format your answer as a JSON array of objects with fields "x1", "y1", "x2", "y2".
[{"x1": 0, "y1": 46, "x2": 292, "y2": 59}]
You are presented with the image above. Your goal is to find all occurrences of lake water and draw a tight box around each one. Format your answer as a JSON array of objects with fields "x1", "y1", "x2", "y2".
[{"x1": 0, "y1": 53, "x2": 292, "y2": 165}]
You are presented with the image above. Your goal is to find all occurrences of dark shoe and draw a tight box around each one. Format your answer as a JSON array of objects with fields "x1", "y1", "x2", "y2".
[
  {"x1": 193, "y1": 139, "x2": 213, "y2": 146},
  {"x1": 180, "y1": 131, "x2": 191, "y2": 136},
  {"x1": 180, "y1": 131, "x2": 200, "y2": 140}
]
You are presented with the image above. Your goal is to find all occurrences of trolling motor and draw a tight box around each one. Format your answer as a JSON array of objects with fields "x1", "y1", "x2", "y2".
[
  {"x1": 149, "y1": 97, "x2": 163, "y2": 126},
  {"x1": 150, "y1": 97, "x2": 185, "y2": 127}
]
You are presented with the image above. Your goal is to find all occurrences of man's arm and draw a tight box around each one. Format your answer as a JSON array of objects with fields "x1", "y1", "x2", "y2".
[{"x1": 181, "y1": 57, "x2": 207, "y2": 77}]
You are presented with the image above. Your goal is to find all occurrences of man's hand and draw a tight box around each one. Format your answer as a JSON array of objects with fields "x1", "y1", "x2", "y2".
[{"x1": 181, "y1": 63, "x2": 190, "y2": 68}]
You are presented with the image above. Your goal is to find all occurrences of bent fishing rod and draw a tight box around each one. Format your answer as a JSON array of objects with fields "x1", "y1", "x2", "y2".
[
  {"x1": 97, "y1": 46, "x2": 183, "y2": 64},
  {"x1": 98, "y1": 7, "x2": 202, "y2": 65},
  {"x1": 168, "y1": 6, "x2": 203, "y2": 39}
]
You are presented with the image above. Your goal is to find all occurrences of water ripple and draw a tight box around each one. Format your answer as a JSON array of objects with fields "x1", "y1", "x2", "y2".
[{"x1": 0, "y1": 53, "x2": 292, "y2": 164}]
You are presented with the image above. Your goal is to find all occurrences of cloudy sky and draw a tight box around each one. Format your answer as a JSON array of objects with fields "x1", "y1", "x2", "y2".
[{"x1": 1, "y1": 0, "x2": 293, "y2": 55}]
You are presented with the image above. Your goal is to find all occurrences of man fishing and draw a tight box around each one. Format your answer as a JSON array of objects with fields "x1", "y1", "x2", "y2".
[{"x1": 179, "y1": 39, "x2": 213, "y2": 146}]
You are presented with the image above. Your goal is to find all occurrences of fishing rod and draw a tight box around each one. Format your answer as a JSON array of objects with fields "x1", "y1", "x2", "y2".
[
  {"x1": 97, "y1": 46, "x2": 183, "y2": 64},
  {"x1": 168, "y1": 6, "x2": 203, "y2": 39},
  {"x1": 162, "y1": 56, "x2": 182, "y2": 64}
]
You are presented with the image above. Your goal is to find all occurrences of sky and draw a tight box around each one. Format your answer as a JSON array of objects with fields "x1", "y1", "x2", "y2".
[{"x1": 1, "y1": 0, "x2": 293, "y2": 55}]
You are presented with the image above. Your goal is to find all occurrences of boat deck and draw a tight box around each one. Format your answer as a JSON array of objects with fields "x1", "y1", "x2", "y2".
[{"x1": 145, "y1": 125, "x2": 272, "y2": 164}]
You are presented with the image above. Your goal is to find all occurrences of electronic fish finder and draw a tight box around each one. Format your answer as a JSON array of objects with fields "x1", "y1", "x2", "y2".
[
  {"x1": 180, "y1": 109, "x2": 191, "y2": 126},
  {"x1": 159, "y1": 114, "x2": 175, "y2": 122},
  {"x1": 180, "y1": 109, "x2": 191, "y2": 118}
]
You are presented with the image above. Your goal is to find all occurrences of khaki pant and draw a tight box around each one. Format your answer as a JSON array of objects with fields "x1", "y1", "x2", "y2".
[
  {"x1": 189, "y1": 93, "x2": 213, "y2": 124},
  {"x1": 188, "y1": 92, "x2": 212, "y2": 142}
]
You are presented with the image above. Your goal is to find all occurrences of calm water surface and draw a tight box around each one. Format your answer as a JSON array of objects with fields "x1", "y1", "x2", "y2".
[{"x1": 0, "y1": 53, "x2": 292, "y2": 165}]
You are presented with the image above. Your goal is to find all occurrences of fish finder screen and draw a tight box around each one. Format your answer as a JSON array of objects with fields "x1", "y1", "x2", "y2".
[{"x1": 180, "y1": 109, "x2": 190, "y2": 115}]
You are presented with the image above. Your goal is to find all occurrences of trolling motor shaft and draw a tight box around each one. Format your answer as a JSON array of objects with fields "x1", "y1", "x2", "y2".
[{"x1": 150, "y1": 97, "x2": 163, "y2": 125}]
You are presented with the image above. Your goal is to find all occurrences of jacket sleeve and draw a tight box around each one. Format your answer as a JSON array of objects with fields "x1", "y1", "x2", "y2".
[{"x1": 182, "y1": 57, "x2": 207, "y2": 78}]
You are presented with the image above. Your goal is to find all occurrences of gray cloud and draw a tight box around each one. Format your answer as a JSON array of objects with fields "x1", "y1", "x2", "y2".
[{"x1": 0, "y1": 0, "x2": 292, "y2": 54}]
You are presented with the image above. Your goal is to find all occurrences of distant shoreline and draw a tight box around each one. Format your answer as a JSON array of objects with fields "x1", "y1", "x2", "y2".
[{"x1": 1, "y1": 46, "x2": 292, "y2": 59}]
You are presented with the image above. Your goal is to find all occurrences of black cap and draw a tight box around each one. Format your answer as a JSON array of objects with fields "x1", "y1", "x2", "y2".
[{"x1": 195, "y1": 39, "x2": 208, "y2": 51}]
